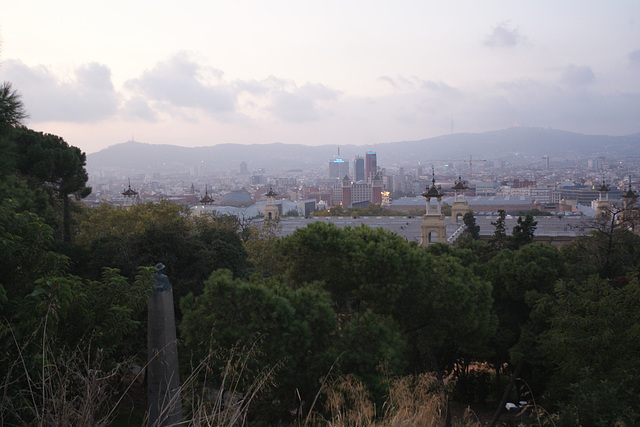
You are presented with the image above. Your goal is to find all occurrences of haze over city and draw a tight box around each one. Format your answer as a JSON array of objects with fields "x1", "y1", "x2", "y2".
[{"x1": 2, "y1": 1, "x2": 639, "y2": 154}]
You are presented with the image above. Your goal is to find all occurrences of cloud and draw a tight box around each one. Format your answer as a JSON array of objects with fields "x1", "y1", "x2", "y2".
[
  {"x1": 629, "y1": 49, "x2": 640, "y2": 70},
  {"x1": 3, "y1": 60, "x2": 119, "y2": 122},
  {"x1": 378, "y1": 76, "x2": 398, "y2": 89},
  {"x1": 342, "y1": 73, "x2": 640, "y2": 139},
  {"x1": 123, "y1": 54, "x2": 342, "y2": 124},
  {"x1": 121, "y1": 96, "x2": 158, "y2": 122},
  {"x1": 269, "y1": 83, "x2": 340, "y2": 123},
  {"x1": 125, "y1": 52, "x2": 236, "y2": 116},
  {"x1": 560, "y1": 64, "x2": 596, "y2": 88},
  {"x1": 483, "y1": 22, "x2": 526, "y2": 48}
]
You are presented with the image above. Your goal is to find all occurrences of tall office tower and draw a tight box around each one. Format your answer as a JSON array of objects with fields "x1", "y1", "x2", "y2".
[
  {"x1": 329, "y1": 158, "x2": 350, "y2": 179},
  {"x1": 353, "y1": 156, "x2": 365, "y2": 182},
  {"x1": 341, "y1": 176, "x2": 352, "y2": 207},
  {"x1": 365, "y1": 151, "x2": 377, "y2": 184},
  {"x1": 542, "y1": 156, "x2": 550, "y2": 169},
  {"x1": 239, "y1": 161, "x2": 249, "y2": 175}
]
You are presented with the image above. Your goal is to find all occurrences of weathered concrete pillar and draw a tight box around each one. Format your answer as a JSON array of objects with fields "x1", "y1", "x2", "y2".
[{"x1": 147, "y1": 263, "x2": 182, "y2": 426}]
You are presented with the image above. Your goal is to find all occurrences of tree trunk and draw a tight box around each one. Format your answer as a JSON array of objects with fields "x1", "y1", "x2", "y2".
[
  {"x1": 489, "y1": 360, "x2": 524, "y2": 427},
  {"x1": 428, "y1": 345, "x2": 451, "y2": 427},
  {"x1": 62, "y1": 194, "x2": 71, "y2": 243}
]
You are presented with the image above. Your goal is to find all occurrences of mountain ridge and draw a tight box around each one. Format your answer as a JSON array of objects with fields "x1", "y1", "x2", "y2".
[{"x1": 86, "y1": 127, "x2": 640, "y2": 175}]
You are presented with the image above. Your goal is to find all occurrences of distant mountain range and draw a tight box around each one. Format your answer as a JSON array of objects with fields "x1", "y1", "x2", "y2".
[{"x1": 86, "y1": 127, "x2": 640, "y2": 176}]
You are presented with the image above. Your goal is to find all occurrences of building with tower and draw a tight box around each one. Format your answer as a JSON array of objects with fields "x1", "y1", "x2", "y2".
[
  {"x1": 450, "y1": 176, "x2": 470, "y2": 224},
  {"x1": 420, "y1": 172, "x2": 446, "y2": 246},
  {"x1": 122, "y1": 180, "x2": 139, "y2": 207},
  {"x1": 341, "y1": 175, "x2": 352, "y2": 207},
  {"x1": 199, "y1": 187, "x2": 214, "y2": 206},
  {"x1": 620, "y1": 179, "x2": 638, "y2": 230},
  {"x1": 372, "y1": 173, "x2": 383, "y2": 205},
  {"x1": 264, "y1": 187, "x2": 279, "y2": 221},
  {"x1": 592, "y1": 180, "x2": 611, "y2": 219}
]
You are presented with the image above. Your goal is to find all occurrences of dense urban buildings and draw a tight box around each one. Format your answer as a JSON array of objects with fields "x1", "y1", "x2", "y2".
[{"x1": 84, "y1": 143, "x2": 640, "y2": 249}]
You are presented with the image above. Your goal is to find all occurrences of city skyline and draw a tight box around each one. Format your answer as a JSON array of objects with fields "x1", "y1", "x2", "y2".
[{"x1": 2, "y1": 1, "x2": 639, "y2": 155}]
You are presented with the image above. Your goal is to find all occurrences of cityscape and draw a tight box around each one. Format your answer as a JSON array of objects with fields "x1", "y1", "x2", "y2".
[
  {"x1": 85, "y1": 127, "x2": 640, "y2": 246},
  {"x1": 3, "y1": 1, "x2": 640, "y2": 425}
]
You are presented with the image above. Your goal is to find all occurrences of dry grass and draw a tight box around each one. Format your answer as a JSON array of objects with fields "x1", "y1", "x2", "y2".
[
  {"x1": 1, "y1": 317, "x2": 276, "y2": 427},
  {"x1": 307, "y1": 373, "x2": 481, "y2": 427},
  {"x1": 0, "y1": 340, "x2": 138, "y2": 426},
  {"x1": 179, "y1": 344, "x2": 281, "y2": 426}
]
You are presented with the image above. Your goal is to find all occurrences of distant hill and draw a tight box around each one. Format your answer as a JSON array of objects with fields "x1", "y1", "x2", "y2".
[{"x1": 86, "y1": 127, "x2": 640, "y2": 176}]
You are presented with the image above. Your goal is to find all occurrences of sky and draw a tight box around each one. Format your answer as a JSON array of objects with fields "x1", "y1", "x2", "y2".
[{"x1": 2, "y1": 1, "x2": 640, "y2": 154}]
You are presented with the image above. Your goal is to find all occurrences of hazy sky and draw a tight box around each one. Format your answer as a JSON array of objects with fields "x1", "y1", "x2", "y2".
[{"x1": 2, "y1": 1, "x2": 639, "y2": 153}]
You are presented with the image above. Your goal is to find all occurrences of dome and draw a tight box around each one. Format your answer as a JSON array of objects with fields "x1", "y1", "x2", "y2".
[{"x1": 218, "y1": 191, "x2": 254, "y2": 207}]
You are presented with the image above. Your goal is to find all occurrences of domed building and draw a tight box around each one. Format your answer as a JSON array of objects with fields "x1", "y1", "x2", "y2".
[{"x1": 217, "y1": 190, "x2": 254, "y2": 208}]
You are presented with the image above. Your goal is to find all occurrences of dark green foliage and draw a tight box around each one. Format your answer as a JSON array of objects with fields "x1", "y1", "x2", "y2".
[
  {"x1": 5, "y1": 127, "x2": 90, "y2": 242},
  {"x1": 462, "y1": 211, "x2": 480, "y2": 239},
  {"x1": 540, "y1": 276, "x2": 640, "y2": 426},
  {"x1": 517, "y1": 208, "x2": 552, "y2": 217},
  {"x1": 79, "y1": 204, "x2": 251, "y2": 303},
  {"x1": 0, "y1": 201, "x2": 67, "y2": 308},
  {"x1": 489, "y1": 209, "x2": 508, "y2": 251},
  {"x1": 313, "y1": 204, "x2": 400, "y2": 217},
  {"x1": 277, "y1": 222, "x2": 496, "y2": 383},
  {"x1": 452, "y1": 370, "x2": 491, "y2": 405},
  {"x1": 0, "y1": 82, "x2": 27, "y2": 133},
  {"x1": 511, "y1": 213, "x2": 537, "y2": 249},
  {"x1": 336, "y1": 310, "x2": 406, "y2": 401},
  {"x1": 562, "y1": 226, "x2": 640, "y2": 280},
  {"x1": 180, "y1": 270, "x2": 339, "y2": 419},
  {"x1": 0, "y1": 200, "x2": 154, "y2": 423},
  {"x1": 482, "y1": 243, "x2": 564, "y2": 407}
]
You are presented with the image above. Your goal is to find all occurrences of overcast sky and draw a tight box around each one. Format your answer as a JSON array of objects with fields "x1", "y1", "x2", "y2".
[{"x1": 2, "y1": 1, "x2": 639, "y2": 154}]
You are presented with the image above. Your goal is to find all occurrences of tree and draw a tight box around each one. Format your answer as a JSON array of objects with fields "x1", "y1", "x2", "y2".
[
  {"x1": 277, "y1": 223, "x2": 496, "y2": 425},
  {"x1": 489, "y1": 210, "x2": 508, "y2": 251},
  {"x1": 335, "y1": 310, "x2": 407, "y2": 403},
  {"x1": 0, "y1": 82, "x2": 27, "y2": 133},
  {"x1": 540, "y1": 276, "x2": 640, "y2": 426},
  {"x1": 562, "y1": 213, "x2": 640, "y2": 280},
  {"x1": 0, "y1": 200, "x2": 155, "y2": 424},
  {"x1": 11, "y1": 127, "x2": 91, "y2": 242},
  {"x1": 462, "y1": 211, "x2": 480, "y2": 240},
  {"x1": 180, "y1": 270, "x2": 339, "y2": 421},
  {"x1": 483, "y1": 243, "x2": 564, "y2": 424},
  {"x1": 511, "y1": 213, "x2": 537, "y2": 249},
  {"x1": 243, "y1": 220, "x2": 286, "y2": 276},
  {"x1": 77, "y1": 202, "x2": 250, "y2": 305}
]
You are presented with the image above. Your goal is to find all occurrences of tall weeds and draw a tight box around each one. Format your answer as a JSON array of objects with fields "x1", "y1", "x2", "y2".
[
  {"x1": 310, "y1": 373, "x2": 464, "y2": 427},
  {"x1": 179, "y1": 344, "x2": 280, "y2": 426},
  {"x1": 0, "y1": 338, "x2": 135, "y2": 426}
]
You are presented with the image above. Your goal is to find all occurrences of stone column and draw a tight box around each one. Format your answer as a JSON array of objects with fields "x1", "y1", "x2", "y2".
[{"x1": 147, "y1": 263, "x2": 182, "y2": 426}]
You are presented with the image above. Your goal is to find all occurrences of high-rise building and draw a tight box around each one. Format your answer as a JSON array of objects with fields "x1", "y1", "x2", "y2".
[
  {"x1": 353, "y1": 156, "x2": 365, "y2": 182},
  {"x1": 365, "y1": 151, "x2": 377, "y2": 184},
  {"x1": 239, "y1": 161, "x2": 249, "y2": 175},
  {"x1": 329, "y1": 158, "x2": 350, "y2": 179},
  {"x1": 341, "y1": 176, "x2": 352, "y2": 207},
  {"x1": 542, "y1": 156, "x2": 550, "y2": 169}
]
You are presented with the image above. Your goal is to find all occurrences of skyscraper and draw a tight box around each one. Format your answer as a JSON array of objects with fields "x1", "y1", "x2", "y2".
[
  {"x1": 365, "y1": 151, "x2": 377, "y2": 184},
  {"x1": 542, "y1": 156, "x2": 550, "y2": 169},
  {"x1": 329, "y1": 158, "x2": 350, "y2": 179},
  {"x1": 353, "y1": 156, "x2": 365, "y2": 182}
]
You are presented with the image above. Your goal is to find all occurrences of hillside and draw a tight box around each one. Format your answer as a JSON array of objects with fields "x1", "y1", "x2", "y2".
[{"x1": 86, "y1": 127, "x2": 640, "y2": 175}]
